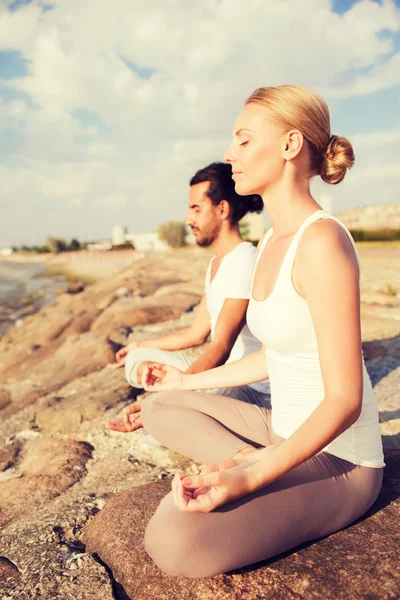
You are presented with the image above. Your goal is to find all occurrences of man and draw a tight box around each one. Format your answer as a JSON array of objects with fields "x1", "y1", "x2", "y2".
[{"x1": 107, "y1": 162, "x2": 270, "y2": 434}]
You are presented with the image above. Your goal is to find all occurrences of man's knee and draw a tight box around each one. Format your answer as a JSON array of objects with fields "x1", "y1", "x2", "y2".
[
  {"x1": 140, "y1": 391, "x2": 175, "y2": 431},
  {"x1": 136, "y1": 360, "x2": 153, "y2": 386}
]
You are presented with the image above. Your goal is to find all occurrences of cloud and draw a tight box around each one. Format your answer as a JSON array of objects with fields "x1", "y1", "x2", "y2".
[
  {"x1": 351, "y1": 123, "x2": 400, "y2": 150},
  {"x1": 0, "y1": 0, "x2": 399, "y2": 245}
]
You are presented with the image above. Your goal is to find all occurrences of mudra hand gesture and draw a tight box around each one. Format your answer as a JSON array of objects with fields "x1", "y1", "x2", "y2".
[
  {"x1": 172, "y1": 459, "x2": 252, "y2": 513},
  {"x1": 142, "y1": 363, "x2": 185, "y2": 392}
]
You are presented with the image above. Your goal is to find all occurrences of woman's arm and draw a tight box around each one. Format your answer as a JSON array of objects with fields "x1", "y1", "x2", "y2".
[
  {"x1": 247, "y1": 221, "x2": 363, "y2": 483},
  {"x1": 144, "y1": 345, "x2": 269, "y2": 392}
]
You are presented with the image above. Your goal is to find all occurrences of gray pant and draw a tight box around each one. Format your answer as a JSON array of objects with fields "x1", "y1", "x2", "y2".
[
  {"x1": 141, "y1": 390, "x2": 383, "y2": 578},
  {"x1": 124, "y1": 346, "x2": 270, "y2": 409}
]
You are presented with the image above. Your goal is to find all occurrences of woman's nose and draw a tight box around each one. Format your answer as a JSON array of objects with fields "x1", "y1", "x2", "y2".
[{"x1": 223, "y1": 144, "x2": 236, "y2": 164}]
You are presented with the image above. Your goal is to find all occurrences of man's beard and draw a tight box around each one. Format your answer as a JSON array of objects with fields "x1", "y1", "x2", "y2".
[
  {"x1": 195, "y1": 234, "x2": 213, "y2": 247},
  {"x1": 192, "y1": 224, "x2": 219, "y2": 247}
]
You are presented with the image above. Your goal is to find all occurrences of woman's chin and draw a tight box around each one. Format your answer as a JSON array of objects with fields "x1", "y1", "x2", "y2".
[{"x1": 234, "y1": 180, "x2": 255, "y2": 196}]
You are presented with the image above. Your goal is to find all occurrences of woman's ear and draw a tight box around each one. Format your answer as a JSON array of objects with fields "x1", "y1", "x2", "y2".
[{"x1": 283, "y1": 129, "x2": 304, "y2": 160}]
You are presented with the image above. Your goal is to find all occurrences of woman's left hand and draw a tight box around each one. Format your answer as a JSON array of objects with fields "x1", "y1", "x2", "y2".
[{"x1": 171, "y1": 463, "x2": 252, "y2": 513}]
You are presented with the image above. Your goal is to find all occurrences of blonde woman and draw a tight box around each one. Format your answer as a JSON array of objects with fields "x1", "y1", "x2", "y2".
[{"x1": 139, "y1": 85, "x2": 384, "y2": 578}]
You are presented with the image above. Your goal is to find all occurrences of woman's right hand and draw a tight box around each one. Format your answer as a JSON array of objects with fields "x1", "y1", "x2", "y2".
[{"x1": 142, "y1": 363, "x2": 185, "y2": 391}]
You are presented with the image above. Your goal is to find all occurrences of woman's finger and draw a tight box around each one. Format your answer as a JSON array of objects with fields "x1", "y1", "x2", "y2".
[
  {"x1": 200, "y1": 463, "x2": 217, "y2": 475},
  {"x1": 172, "y1": 472, "x2": 187, "y2": 510},
  {"x1": 171, "y1": 472, "x2": 180, "y2": 507},
  {"x1": 182, "y1": 471, "x2": 220, "y2": 490}
]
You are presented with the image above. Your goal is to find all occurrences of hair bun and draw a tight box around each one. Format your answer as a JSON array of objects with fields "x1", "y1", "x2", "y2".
[{"x1": 320, "y1": 135, "x2": 355, "y2": 185}]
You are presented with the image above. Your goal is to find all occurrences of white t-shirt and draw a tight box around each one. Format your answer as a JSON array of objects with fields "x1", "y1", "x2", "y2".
[{"x1": 205, "y1": 242, "x2": 270, "y2": 394}]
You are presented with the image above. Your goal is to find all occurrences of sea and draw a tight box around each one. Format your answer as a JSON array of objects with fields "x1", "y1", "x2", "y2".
[{"x1": 0, "y1": 261, "x2": 67, "y2": 337}]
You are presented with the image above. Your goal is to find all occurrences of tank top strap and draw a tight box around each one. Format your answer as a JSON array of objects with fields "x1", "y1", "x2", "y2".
[
  {"x1": 250, "y1": 228, "x2": 274, "y2": 288},
  {"x1": 282, "y1": 209, "x2": 360, "y2": 281},
  {"x1": 256, "y1": 229, "x2": 273, "y2": 263}
]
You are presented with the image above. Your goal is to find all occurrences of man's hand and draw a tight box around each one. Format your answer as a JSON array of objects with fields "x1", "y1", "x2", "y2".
[
  {"x1": 105, "y1": 341, "x2": 140, "y2": 370},
  {"x1": 107, "y1": 403, "x2": 143, "y2": 432}
]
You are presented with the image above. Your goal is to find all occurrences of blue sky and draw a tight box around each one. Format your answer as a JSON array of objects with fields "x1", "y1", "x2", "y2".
[{"x1": 0, "y1": 0, "x2": 399, "y2": 246}]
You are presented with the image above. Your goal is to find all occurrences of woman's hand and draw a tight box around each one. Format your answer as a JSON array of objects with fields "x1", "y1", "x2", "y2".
[
  {"x1": 171, "y1": 462, "x2": 252, "y2": 513},
  {"x1": 142, "y1": 363, "x2": 185, "y2": 391},
  {"x1": 171, "y1": 445, "x2": 282, "y2": 513}
]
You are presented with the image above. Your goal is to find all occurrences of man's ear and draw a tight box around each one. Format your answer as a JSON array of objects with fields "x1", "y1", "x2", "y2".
[{"x1": 218, "y1": 200, "x2": 231, "y2": 221}]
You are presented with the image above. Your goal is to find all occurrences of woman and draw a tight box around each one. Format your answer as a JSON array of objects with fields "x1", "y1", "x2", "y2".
[{"x1": 139, "y1": 85, "x2": 385, "y2": 578}]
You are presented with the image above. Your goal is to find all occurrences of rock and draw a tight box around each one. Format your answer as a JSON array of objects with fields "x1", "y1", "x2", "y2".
[
  {"x1": 0, "y1": 440, "x2": 21, "y2": 472},
  {"x1": 107, "y1": 323, "x2": 133, "y2": 347},
  {"x1": 35, "y1": 369, "x2": 133, "y2": 435},
  {"x1": 84, "y1": 451, "x2": 400, "y2": 600},
  {"x1": 91, "y1": 293, "x2": 200, "y2": 334},
  {"x1": 0, "y1": 438, "x2": 93, "y2": 527},
  {"x1": 0, "y1": 332, "x2": 115, "y2": 417},
  {"x1": 0, "y1": 244, "x2": 398, "y2": 599},
  {"x1": 0, "y1": 387, "x2": 11, "y2": 410},
  {"x1": 363, "y1": 340, "x2": 387, "y2": 360},
  {"x1": 0, "y1": 556, "x2": 20, "y2": 582},
  {"x1": 66, "y1": 280, "x2": 86, "y2": 294},
  {"x1": 0, "y1": 294, "x2": 101, "y2": 382}
]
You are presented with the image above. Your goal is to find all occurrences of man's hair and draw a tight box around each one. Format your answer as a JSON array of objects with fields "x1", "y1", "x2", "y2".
[{"x1": 190, "y1": 162, "x2": 263, "y2": 222}]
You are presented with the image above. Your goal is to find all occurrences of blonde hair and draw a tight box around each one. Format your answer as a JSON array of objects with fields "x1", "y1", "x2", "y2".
[{"x1": 246, "y1": 85, "x2": 355, "y2": 185}]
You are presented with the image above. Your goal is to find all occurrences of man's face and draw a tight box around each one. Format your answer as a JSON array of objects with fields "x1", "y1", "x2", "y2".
[{"x1": 186, "y1": 181, "x2": 222, "y2": 247}]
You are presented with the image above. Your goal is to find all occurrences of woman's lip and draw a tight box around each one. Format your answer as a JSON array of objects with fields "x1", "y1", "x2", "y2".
[{"x1": 232, "y1": 172, "x2": 242, "y2": 177}]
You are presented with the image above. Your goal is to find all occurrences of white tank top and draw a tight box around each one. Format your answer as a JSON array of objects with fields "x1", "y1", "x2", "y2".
[{"x1": 246, "y1": 210, "x2": 384, "y2": 468}]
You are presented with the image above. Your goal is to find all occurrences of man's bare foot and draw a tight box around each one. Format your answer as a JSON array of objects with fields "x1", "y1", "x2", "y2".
[{"x1": 232, "y1": 446, "x2": 258, "y2": 461}]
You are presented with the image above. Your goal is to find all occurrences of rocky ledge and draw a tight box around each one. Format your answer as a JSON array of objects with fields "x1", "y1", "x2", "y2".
[{"x1": 0, "y1": 245, "x2": 399, "y2": 600}]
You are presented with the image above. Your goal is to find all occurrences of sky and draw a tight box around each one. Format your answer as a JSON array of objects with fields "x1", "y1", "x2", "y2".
[{"x1": 0, "y1": 0, "x2": 399, "y2": 247}]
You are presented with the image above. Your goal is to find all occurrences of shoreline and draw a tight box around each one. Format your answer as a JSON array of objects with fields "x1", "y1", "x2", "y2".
[{"x1": 0, "y1": 261, "x2": 69, "y2": 337}]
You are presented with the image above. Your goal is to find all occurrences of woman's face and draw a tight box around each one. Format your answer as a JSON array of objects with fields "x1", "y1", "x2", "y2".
[{"x1": 224, "y1": 103, "x2": 286, "y2": 197}]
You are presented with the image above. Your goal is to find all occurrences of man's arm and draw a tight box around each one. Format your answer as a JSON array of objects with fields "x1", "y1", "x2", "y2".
[
  {"x1": 135, "y1": 295, "x2": 211, "y2": 351},
  {"x1": 107, "y1": 296, "x2": 211, "y2": 369},
  {"x1": 185, "y1": 297, "x2": 248, "y2": 374}
]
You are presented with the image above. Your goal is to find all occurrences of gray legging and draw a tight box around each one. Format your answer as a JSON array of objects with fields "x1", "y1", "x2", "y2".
[{"x1": 141, "y1": 390, "x2": 383, "y2": 578}]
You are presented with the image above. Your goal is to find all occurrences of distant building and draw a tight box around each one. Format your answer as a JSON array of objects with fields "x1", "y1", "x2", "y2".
[
  {"x1": 0, "y1": 248, "x2": 13, "y2": 257},
  {"x1": 126, "y1": 232, "x2": 170, "y2": 252},
  {"x1": 112, "y1": 225, "x2": 127, "y2": 246}
]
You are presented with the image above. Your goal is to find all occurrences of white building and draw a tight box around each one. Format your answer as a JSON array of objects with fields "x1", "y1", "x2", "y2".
[
  {"x1": 112, "y1": 225, "x2": 127, "y2": 246},
  {"x1": 0, "y1": 248, "x2": 13, "y2": 257},
  {"x1": 125, "y1": 232, "x2": 170, "y2": 252}
]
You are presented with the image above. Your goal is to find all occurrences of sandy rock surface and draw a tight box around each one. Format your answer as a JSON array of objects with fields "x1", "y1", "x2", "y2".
[{"x1": 0, "y1": 245, "x2": 399, "y2": 599}]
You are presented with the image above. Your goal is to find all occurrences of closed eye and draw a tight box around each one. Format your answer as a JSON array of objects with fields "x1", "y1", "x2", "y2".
[{"x1": 240, "y1": 141, "x2": 249, "y2": 146}]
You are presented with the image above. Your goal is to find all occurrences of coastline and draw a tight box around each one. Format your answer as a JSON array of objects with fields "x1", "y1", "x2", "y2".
[{"x1": 0, "y1": 260, "x2": 68, "y2": 337}]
